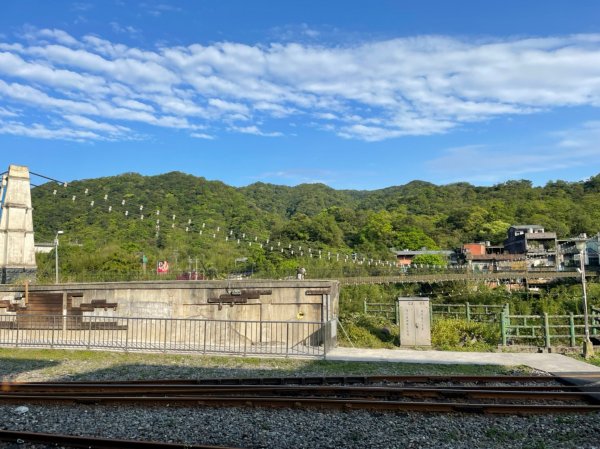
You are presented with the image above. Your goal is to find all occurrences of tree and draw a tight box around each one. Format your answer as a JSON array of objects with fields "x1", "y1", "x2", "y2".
[
  {"x1": 394, "y1": 227, "x2": 439, "y2": 251},
  {"x1": 360, "y1": 211, "x2": 394, "y2": 244},
  {"x1": 476, "y1": 220, "x2": 510, "y2": 244},
  {"x1": 411, "y1": 253, "x2": 447, "y2": 266}
]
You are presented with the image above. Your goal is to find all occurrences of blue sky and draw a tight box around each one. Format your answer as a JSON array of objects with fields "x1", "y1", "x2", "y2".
[{"x1": 1, "y1": 0, "x2": 600, "y2": 189}]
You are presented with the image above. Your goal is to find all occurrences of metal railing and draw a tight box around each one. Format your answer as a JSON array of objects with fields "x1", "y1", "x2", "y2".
[
  {"x1": 363, "y1": 300, "x2": 508, "y2": 324},
  {"x1": 0, "y1": 315, "x2": 331, "y2": 357},
  {"x1": 501, "y1": 312, "x2": 600, "y2": 348},
  {"x1": 432, "y1": 303, "x2": 509, "y2": 324},
  {"x1": 363, "y1": 301, "x2": 397, "y2": 322}
]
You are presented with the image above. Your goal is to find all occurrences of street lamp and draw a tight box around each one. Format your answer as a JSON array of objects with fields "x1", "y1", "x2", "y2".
[
  {"x1": 574, "y1": 237, "x2": 594, "y2": 359},
  {"x1": 54, "y1": 230, "x2": 64, "y2": 284}
]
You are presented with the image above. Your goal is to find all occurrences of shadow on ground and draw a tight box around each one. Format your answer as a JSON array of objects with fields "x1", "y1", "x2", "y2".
[
  {"x1": 0, "y1": 357, "x2": 60, "y2": 379},
  {"x1": 55, "y1": 358, "x2": 522, "y2": 382},
  {"x1": 0, "y1": 348, "x2": 526, "y2": 382}
]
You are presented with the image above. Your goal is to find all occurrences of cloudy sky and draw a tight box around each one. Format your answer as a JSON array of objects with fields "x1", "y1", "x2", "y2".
[{"x1": 1, "y1": 0, "x2": 600, "y2": 189}]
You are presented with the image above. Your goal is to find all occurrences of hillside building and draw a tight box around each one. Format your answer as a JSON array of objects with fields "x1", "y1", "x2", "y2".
[
  {"x1": 504, "y1": 225, "x2": 557, "y2": 269},
  {"x1": 458, "y1": 242, "x2": 525, "y2": 272}
]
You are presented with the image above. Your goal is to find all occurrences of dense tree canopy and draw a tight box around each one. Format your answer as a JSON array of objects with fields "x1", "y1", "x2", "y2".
[{"x1": 30, "y1": 171, "x2": 600, "y2": 279}]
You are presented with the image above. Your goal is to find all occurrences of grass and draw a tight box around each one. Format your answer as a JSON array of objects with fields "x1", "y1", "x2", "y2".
[
  {"x1": 339, "y1": 313, "x2": 501, "y2": 351},
  {"x1": 0, "y1": 347, "x2": 529, "y2": 381},
  {"x1": 571, "y1": 353, "x2": 600, "y2": 367}
]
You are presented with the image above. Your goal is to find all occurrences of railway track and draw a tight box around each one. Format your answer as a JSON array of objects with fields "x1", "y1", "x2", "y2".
[
  {"x1": 7, "y1": 373, "x2": 597, "y2": 385},
  {"x1": 1, "y1": 374, "x2": 599, "y2": 414},
  {"x1": 1, "y1": 374, "x2": 599, "y2": 448}
]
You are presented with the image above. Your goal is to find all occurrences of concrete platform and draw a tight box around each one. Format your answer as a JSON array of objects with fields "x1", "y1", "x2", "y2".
[{"x1": 326, "y1": 347, "x2": 600, "y2": 374}]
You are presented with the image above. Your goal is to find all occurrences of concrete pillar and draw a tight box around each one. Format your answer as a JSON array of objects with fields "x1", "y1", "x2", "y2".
[{"x1": 0, "y1": 165, "x2": 37, "y2": 284}]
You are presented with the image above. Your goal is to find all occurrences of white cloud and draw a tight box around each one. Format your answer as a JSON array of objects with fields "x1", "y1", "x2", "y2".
[
  {"x1": 191, "y1": 132, "x2": 215, "y2": 139},
  {"x1": 35, "y1": 29, "x2": 80, "y2": 47},
  {"x1": 0, "y1": 51, "x2": 110, "y2": 94},
  {"x1": 0, "y1": 119, "x2": 102, "y2": 141},
  {"x1": 0, "y1": 106, "x2": 18, "y2": 117},
  {"x1": 109, "y1": 22, "x2": 142, "y2": 39},
  {"x1": 231, "y1": 125, "x2": 282, "y2": 137},
  {"x1": 2, "y1": 29, "x2": 600, "y2": 142},
  {"x1": 0, "y1": 79, "x2": 99, "y2": 115},
  {"x1": 270, "y1": 23, "x2": 321, "y2": 42},
  {"x1": 112, "y1": 97, "x2": 155, "y2": 112},
  {"x1": 63, "y1": 114, "x2": 130, "y2": 134},
  {"x1": 140, "y1": 2, "x2": 182, "y2": 17},
  {"x1": 71, "y1": 2, "x2": 93, "y2": 12}
]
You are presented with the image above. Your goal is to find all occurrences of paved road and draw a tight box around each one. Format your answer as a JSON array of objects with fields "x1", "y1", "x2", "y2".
[{"x1": 326, "y1": 347, "x2": 600, "y2": 373}]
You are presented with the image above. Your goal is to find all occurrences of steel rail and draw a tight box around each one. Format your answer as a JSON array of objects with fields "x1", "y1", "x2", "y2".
[
  {"x1": 0, "y1": 385, "x2": 593, "y2": 401},
  {"x1": 4, "y1": 374, "x2": 576, "y2": 387},
  {"x1": 0, "y1": 429, "x2": 241, "y2": 449},
  {"x1": 3, "y1": 394, "x2": 596, "y2": 414},
  {"x1": 1, "y1": 383, "x2": 587, "y2": 394}
]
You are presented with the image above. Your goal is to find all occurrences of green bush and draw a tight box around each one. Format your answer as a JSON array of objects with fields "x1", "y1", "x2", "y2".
[
  {"x1": 432, "y1": 318, "x2": 500, "y2": 351},
  {"x1": 338, "y1": 313, "x2": 398, "y2": 348}
]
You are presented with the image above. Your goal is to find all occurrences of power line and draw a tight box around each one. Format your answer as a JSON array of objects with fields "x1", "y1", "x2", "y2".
[{"x1": 29, "y1": 171, "x2": 67, "y2": 185}]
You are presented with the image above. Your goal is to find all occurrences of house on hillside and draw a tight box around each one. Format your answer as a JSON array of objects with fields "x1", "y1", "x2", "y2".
[
  {"x1": 558, "y1": 233, "x2": 599, "y2": 269},
  {"x1": 504, "y1": 225, "x2": 557, "y2": 269},
  {"x1": 458, "y1": 242, "x2": 525, "y2": 271}
]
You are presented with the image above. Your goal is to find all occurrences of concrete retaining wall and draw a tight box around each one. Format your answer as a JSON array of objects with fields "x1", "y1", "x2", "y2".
[
  {"x1": 0, "y1": 279, "x2": 339, "y2": 323},
  {"x1": 0, "y1": 280, "x2": 338, "y2": 355}
]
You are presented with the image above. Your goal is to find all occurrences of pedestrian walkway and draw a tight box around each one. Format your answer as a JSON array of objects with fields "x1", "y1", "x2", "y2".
[{"x1": 326, "y1": 347, "x2": 600, "y2": 374}]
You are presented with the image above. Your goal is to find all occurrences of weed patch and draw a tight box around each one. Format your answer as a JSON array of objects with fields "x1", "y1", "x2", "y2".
[{"x1": 432, "y1": 318, "x2": 499, "y2": 351}]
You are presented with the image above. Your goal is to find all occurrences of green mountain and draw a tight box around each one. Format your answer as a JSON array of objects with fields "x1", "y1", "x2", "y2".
[{"x1": 30, "y1": 171, "x2": 600, "y2": 279}]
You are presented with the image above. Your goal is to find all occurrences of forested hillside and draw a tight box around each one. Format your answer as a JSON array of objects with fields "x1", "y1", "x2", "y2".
[{"x1": 30, "y1": 172, "x2": 600, "y2": 279}]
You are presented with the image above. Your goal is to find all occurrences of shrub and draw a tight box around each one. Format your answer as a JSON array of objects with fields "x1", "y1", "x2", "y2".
[
  {"x1": 338, "y1": 313, "x2": 398, "y2": 348},
  {"x1": 432, "y1": 318, "x2": 500, "y2": 351}
]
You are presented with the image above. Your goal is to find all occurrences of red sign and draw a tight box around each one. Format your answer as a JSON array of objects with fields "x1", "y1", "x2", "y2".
[{"x1": 157, "y1": 260, "x2": 169, "y2": 274}]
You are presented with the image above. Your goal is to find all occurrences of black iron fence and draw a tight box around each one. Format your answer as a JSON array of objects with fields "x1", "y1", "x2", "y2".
[{"x1": 0, "y1": 314, "x2": 333, "y2": 357}]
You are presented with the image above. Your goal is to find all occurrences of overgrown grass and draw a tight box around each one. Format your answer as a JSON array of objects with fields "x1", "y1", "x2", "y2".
[
  {"x1": 0, "y1": 348, "x2": 525, "y2": 381},
  {"x1": 338, "y1": 313, "x2": 399, "y2": 348},
  {"x1": 338, "y1": 313, "x2": 500, "y2": 351},
  {"x1": 431, "y1": 318, "x2": 500, "y2": 351}
]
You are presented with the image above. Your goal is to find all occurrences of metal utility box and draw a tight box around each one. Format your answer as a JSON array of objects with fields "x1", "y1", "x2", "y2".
[{"x1": 397, "y1": 297, "x2": 431, "y2": 347}]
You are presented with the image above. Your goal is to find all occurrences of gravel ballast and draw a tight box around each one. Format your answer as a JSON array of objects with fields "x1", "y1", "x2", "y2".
[
  {"x1": 2, "y1": 402, "x2": 599, "y2": 449},
  {"x1": 1, "y1": 348, "x2": 599, "y2": 448}
]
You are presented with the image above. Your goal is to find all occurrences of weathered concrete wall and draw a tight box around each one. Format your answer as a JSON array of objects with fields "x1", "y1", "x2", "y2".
[
  {"x1": 0, "y1": 279, "x2": 339, "y2": 323},
  {"x1": 0, "y1": 165, "x2": 36, "y2": 284},
  {"x1": 0, "y1": 280, "x2": 338, "y2": 353}
]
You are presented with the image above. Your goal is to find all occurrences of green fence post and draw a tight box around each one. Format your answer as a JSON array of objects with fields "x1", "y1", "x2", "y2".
[
  {"x1": 504, "y1": 303, "x2": 510, "y2": 326},
  {"x1": 466, "y1": 302, "x2": 471, "y2": 322},
  {"x1": 543, "y1": 313, "x2": 551, "y2": 350},
  {"x1": 501, "y1": 310, "x2": 507, "y2": 347},
  {"x1": 569, "y1": 313, "x2": 576, "y2": 347},
  {"x1": 363, "y1": 299, "x2": 367, "y2": 314},
  {"x1": 395, "y1": 300, "x2": 400, "y2": 325}
]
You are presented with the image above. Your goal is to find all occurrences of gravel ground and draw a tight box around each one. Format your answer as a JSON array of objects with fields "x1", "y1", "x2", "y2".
[
  {"x1": 1, "y1": 403, "x2": 599, "y2": 449},
  {"x1": 0, "y1": 349, "x2": 599, "y2": 449}
]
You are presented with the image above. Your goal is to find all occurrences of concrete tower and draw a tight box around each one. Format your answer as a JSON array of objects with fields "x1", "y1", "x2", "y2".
[{"x1": 0, "y1": 165, "x2": 36, "y2": 284}]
